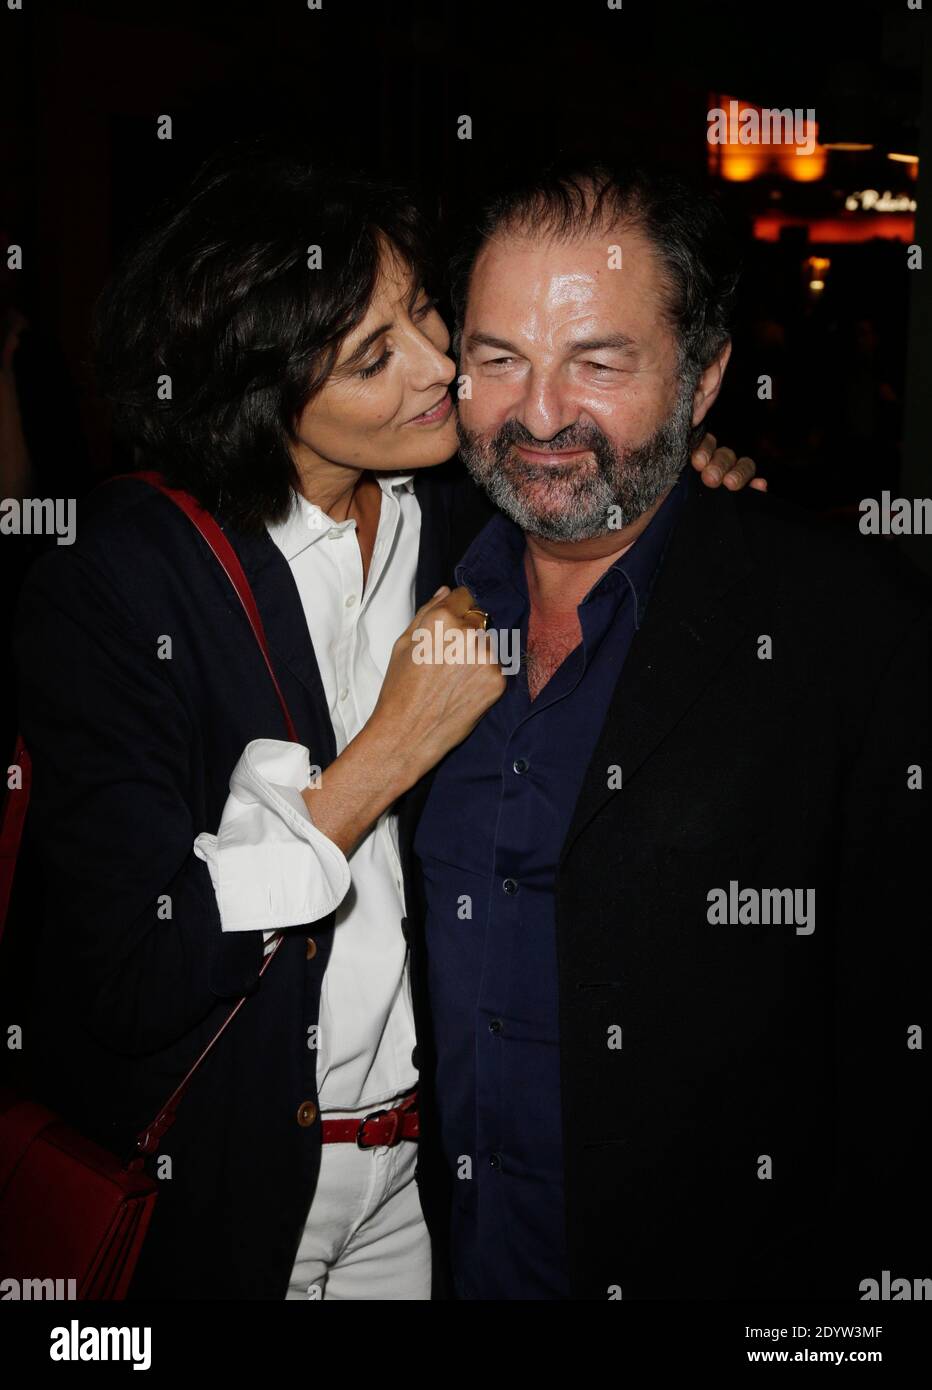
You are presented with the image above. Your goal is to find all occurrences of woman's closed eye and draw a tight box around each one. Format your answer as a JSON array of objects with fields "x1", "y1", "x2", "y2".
[
  {"x1": 356, "y1": 298, "x2": 441, "y2": 378},
  {"x1": 357, "y1": 349, "x2": 392, "y2": 380}
]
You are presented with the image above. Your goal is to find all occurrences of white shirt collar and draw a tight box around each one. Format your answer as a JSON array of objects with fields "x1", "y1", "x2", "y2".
[{"x1": 268, "y1": 473, "x2": 415, "y2": 562}]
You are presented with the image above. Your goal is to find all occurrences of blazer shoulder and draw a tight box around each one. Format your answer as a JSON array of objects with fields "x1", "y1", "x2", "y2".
[
  {"x1": 77, "y1": 474, "x2": 189, "y2": 551},
  {"x1": 13, "y1": 475, "x2": 208, "y2": 638},
  {"x1": 24, "y1": 474, "x2": 199, "y2": 573},
  {"x1": 414, "y1": 456, "x2": 495, "y2": 564},
  {"x1": 727, "y1": 484, "x2": 932, "y2": 625}
]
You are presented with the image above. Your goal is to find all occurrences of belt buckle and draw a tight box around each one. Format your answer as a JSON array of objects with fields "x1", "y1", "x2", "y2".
[{"x1": 356, "y1": 1106, "x2": 402, "y2": 1150}]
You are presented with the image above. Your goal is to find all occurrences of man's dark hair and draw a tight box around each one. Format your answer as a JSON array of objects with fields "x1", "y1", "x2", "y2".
[
  {"x1": 93, "y1": 139, "x2": 434, "y2": 534},
  {"x1": 449, "y1": 160, "x2": 741, "y2": 389}
]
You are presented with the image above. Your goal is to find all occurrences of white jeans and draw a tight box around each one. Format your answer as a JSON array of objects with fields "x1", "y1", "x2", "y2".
[{"x1": 285, "y1": 1117, "x2": 431, "y2": 1301}]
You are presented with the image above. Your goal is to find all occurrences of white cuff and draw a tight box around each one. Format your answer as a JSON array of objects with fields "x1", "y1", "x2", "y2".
[{"x1": 194, "y1": 738, "x2": 350, "y2": 932}]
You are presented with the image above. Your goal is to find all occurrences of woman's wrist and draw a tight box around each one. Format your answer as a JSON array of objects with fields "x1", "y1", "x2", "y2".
[{"x1": 298, "y1": 715, "x2": 416, "y2": 855}]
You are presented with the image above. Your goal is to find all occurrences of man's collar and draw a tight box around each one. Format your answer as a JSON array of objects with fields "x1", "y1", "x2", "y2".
[
  {"x1": 455, "y1": 509, "x2": 527, "y2": 599},
  {"x1": 268, "y1": 473, "x2": 414, "y2": 562},
  {"x1": 455, "y1": 467, "x2": 690, "y2": 625},
  {"x1": 607, "y1": 468, "x2": 690, "y2": 627}
]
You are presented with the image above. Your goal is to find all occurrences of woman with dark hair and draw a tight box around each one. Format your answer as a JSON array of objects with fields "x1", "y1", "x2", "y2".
[{"x1": 12, "y1": 141, "x2": 757, "y2": 1300}]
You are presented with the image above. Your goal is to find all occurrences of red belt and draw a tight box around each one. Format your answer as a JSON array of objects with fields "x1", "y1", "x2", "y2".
[{"x1": 321, "y1": 1090, "x2": 419, "y2": 1148}]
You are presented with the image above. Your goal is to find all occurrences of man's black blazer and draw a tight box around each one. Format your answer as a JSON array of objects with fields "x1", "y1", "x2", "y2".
[
  {"x1": 405, "y1": 472, "x2": 931, "y2": 1300},
  {"x1": 7, "y1": 460, "x2": 488, "y2": 1300}
]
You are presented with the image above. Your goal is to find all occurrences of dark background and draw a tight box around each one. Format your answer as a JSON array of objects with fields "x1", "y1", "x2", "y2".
[
  {"x1": 1, "y1": 0, "x2": 931, "y2": 748},
  {"x1": 0, "y1": 4, "x2": 929, "y2": 1326}
]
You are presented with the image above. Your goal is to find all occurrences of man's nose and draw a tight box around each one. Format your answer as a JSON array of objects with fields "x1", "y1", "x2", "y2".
[{"x1": 514, "y1": 369, "x2": 578, "y2": 441}]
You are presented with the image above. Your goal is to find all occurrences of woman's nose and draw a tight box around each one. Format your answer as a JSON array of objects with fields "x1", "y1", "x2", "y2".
[
  {"x1": 405, "y1": 321, "x2": 458, "y2": 391},
  {"x1": 409, "y1": 336, "x2": 456, "y2": 390}
]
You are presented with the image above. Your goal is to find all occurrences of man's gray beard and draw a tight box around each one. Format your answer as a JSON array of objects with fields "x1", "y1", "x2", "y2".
[{"x1": 457, "y1": 377, "x2": 698, "y2": 542}]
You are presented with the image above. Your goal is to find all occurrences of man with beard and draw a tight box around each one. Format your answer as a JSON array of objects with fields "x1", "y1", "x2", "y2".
[{"x1": 409, "y1": 163, "x2": 930, "y2": 1300}]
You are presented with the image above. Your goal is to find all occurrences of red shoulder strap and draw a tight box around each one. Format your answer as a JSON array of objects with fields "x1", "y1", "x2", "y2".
[{"x1": 117, "y1": 470, "x2": 299, "y2": 742}]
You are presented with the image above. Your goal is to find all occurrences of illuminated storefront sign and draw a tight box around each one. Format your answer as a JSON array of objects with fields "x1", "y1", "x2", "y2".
[{"x1": 843, "y1": 189, "x2": 917, "y2": 213}]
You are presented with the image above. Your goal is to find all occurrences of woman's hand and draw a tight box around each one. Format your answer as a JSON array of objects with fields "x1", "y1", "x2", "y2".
[
  {"x1": 300, "y1": 585, "x2": 504, "y2": 854},
  {"x1": 371, "y1": 585, "x2": 506, "y2": 774},
  {"x1": 690, "y1": 432, "x2": 767, "y2": 491}
]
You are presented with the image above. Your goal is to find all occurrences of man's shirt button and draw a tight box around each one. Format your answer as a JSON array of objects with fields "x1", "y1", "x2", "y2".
[
  {"x1": 489, "y1": 1152, "x2": 502, "y2": 1170},
  {"x1": 489, "y1": 1019, "x2": 503, "y2": 1034},
  {"x1": 296, "y1": 1101, "x2": 318, "y2": 1127},
  {"x1": 512, "y1": 758, "x2": 529, "y2": 775},
  {"x1": 502, "y1": 878, "x2": 518, "y2": 895}
]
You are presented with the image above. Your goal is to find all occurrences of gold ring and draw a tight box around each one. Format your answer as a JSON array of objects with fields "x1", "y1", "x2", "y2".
[{"x1": 463, "y1": 607, "x2": 490, "y2": 631}]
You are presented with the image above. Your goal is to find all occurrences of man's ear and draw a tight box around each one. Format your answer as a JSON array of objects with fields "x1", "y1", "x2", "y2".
[{"x1": 691, "y1": 339, "x2": 732, "y2": 429}]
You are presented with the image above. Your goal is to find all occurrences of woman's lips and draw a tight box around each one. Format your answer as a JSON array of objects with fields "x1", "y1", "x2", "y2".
[{"x1": 407, "y1": 392, "x2": 453, "y2": 426}]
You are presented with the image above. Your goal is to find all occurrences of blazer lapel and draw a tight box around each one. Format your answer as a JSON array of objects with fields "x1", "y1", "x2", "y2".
[
  {"x1": 215, "y1": 473, "x2": 456, "y2": 758},
  {"x1": 560, "y1": 477, "x2": 760, "y2": 863},
  {"x1": 215, "y1": 515, "x2": 337, "y2": 759},
  {"x1": 413, "y1": 469, "x2": 456, "y2": 607}
]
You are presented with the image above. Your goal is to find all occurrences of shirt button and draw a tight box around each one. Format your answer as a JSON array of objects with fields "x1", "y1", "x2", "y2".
[
  {"x1": 296, "y1": 1101, "x2": 317, "y2": 1127},
  {"x1": 345, "y1": 594, "x2": 357, "y2": 608},
  {"x1": 339, "y1": 688, "x2": 349, "y2": 702},
  {"x1": 327, "y1": 529, "x2": 342, "y2": 540},
  {"x1": 411, "y1": 1046, "x2": 419, "y2": 1069},
  {"x1": 513, "y1": 758, "x2": 529, "y2": 775},
  {"x1": 489, "y1": 1019, "x2": 503, "y2": 1034},
  {"x1": 489, "y1": 1152, "x2": 502, "y2": 1170},
  {"x1": 305, "y1": 937, "x2": 317, "y2": 960},
  {"x1": 502, "y1": 878, "x2": 518, "y2": 895}
]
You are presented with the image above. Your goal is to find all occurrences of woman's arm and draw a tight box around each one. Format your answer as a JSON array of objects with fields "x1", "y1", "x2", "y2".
[
  {"x1": 14, "y1": 556, "x2": 503, "y2": 1055},
  {"x1": 14, "y1": 547, "x2": 264, "y2": 1057},
  {"x1": 191, "y1": 586, "x2": 506, "y2": 937}
]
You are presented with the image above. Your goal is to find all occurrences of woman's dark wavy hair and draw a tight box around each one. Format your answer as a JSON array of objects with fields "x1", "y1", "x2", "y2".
[
  {"x1": 93, "y1": 139, "x2": 434, "y2": 534},
  {"x1": 449, "y1": 158, "x2": 741, "y2": 395}
]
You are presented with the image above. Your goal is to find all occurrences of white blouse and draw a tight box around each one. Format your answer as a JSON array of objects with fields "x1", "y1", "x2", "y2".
[{"x1": 193, "y1": 474, "x2": 421, "y2": 1114}]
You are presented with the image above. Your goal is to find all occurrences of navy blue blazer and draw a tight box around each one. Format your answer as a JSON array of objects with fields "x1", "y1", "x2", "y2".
[{"x1": 9, "y1": 461, "x2": 490, "y2": 1300}]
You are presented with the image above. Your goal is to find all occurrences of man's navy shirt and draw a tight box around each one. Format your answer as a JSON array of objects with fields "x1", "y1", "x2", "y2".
[{"x1": 415, "y1": 469, "x2": 689, "y2": 1299}]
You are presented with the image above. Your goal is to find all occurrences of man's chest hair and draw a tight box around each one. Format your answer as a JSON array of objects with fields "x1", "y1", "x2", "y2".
[{"x1": 525, "y1": 614, "x2": 583, "y2": 702}]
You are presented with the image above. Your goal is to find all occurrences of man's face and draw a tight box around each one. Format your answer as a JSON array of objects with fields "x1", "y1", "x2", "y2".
[{"x1": 456, "y1": 224, "x2": 703, "y2": 541}]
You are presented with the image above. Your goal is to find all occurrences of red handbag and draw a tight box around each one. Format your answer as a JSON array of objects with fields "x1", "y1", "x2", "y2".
[{"x1": 0, "y1": 470, "x2": 298, "y2": 1298}]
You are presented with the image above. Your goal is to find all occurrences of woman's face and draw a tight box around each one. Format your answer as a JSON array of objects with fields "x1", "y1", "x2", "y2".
[{"x1": 292, "y1": 243, "x2": 458, "y2": 474}]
